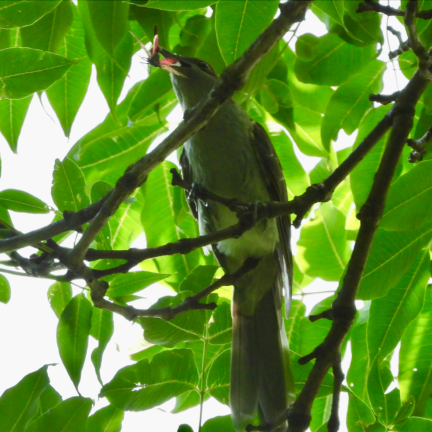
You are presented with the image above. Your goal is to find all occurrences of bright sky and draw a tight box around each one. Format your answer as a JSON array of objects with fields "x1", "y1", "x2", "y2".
[{"x1": 0, "y1": 3, "x2": 408, "y2": 431}]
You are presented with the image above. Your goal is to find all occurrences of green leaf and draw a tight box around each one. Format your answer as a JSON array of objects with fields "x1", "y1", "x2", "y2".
[
  {"x1": 393, "y1": 396, "x2": 415, "y2": 425},
  {"x1": 350, "y1": 105, "x2": 393, "y2": 208},
  {"x1": 299, "y1": 297, "x2": 333, "y2": 357},
  {"x1": 178, "y1": 424, "x2": 195, "y2": 432},
  {"x1": 284, "y1": 47, "x2": 334, "y2": 114},
  {"x1": 367, "y1": 251, "x2": 429, "y2": 365},
  {"x1": 20, "y1": 0, "x2": 73, "y2": 52},
  {"x1": 0, "y1": 189, "x2": 49, "y2": 213},
  {"x1": 347, "y1": 306, "x2": 369, "y2": 402},
  {"x1": 86, "y1": 405, "x2": 123, "y2": 432},
  {"x1": 141, "y1": 161, "x2": 203, "y2": 290},
  {"x1": 206, "y1": 348, "x2": 230, "y2": 405},
  {"x1": 57, "y1": 293, "x2": 93, "y2": 392},
  {"x1": 208, "y1": 302, "x2": 232, "y2": 345},
  {"x1": 141, "y1": 1, "x2": 217, "y2": 11},
  {"x1": 297, "y1": 203, "x2": 351, "y2": 281},
  {"x1": 0, "y1": 273, "x2": 10, "y2": 303},
  {"x1": 36, "y1": 385, "x2": 62, "y2": 416},
  {"x1": 47, "y1": 281, "x2": 72, "y2": 318},
  {"x1": 110, "y1": 188, "x2": 145, "y2": 250},
  {"x1": 357, "y1": 224, "x2": 432, "y2": 300},
  {"x1": 0, "y1": 96, "x2": 32, "y2": 152},
  {"x1": 178, "y1": 265, "x2": 218, "y2": 295},
  {"x1": 51, "y1": 158, "x2": 90, "y2": 212},
  {"x1": 128, "y1": 69, "x2": 174, "y2": 121},
  {"x1": 216, "y1": 0, "x2": 279, "y2": 65},
  {"x1": 284, "y1": 300, "x2": 306, "y2": 355},
  {"x1": 283, "y1": 101, "x2": 328, "y2": 157},
  {"x1": 399, "y1": 289, "x2": 432, "y2": 416},
  {"x1": 270, "y1": 130, "x2": 309, "y2": 198},
  {"x1": 73, "y1": 122, "x2": 164, "y2": 185},
  {"x1": 368, "y1": 359, "x2": 401, "y2": 425},
  {"x1": 321, "y1": 60, "x2": 385, "y2": 151},
  {"x1": 382, "y1": 161, "x2": 432, "y2": 231},
  {"x1": 260, "y1": 86, "x2": 278, "y2": 114},
  {"x1": 310, "y1": 396, "x2": 332, "y2": 432},
  {"x1": 87, "y1": 0, "x2": 129, "y2": 57},
  {"x1": 294, "y1": 33, "x2": 376, "y2": 86},
  {"x1": 46, "y1": 3, "x2": 92, "y2": 137},
  {"x1": 175, "y1": 13, "x2": 212, "y2": 57},
  {"x1": 290, "y1": 351, "x2": 334, "y2": 398},
  {"x1": 172, "y1": 390, "x2": 201, "y2": 414},
  {"x1": 100, "y1": 349, "x2": 199, "y2": 411},
  {"x1": 78, "y1": 0, "x2": 132, "y2": 113},
  {"x1": 0, "y1": 365, "x2": 50, "y2": 432},
  {"x1": 394, "y1": 417, "x2": 432, "y2": 432},
  {"x1": 313, "y1": 0, "x2": 344, "y2": 27},
  {"x1": 201, "y1": 415, "x2": 235, "y2": 432},
  {"x1": 343, "y1": 0, "x2": 383, "y2": 46},
  {"x1": 0, "y1": 0, "x2": 62, "y2": 29},
  {"x1": 90, "y1": 308, "x2": 114, "y2": 385},
  {"x1": 132, "y1": 6, "x2": 172, "y2": 51},
  {"x1": 26, "y1": 397, "x2": 92, "y2": 432},
  {"x1": 236, "y1": 41, "x2": 282, "y2": 105},
  {"x1": 106, "y1": 271, "x2": 170, "y2": 299},
  {"x1": 399, "y1": 50, "x2": 418, "y2": 80},
  {"x1": 140, "y1": 296, "x2": 208, "y2": 347},
  {"x1": 266, "y1": 79, "x2": 293, "y2": 108},
  {"x1": 347, "y1": 392, "x2": 375, "y2": 432},
  {"x1": 0, "y1": 47, "x2": 75, "y2": 99}
]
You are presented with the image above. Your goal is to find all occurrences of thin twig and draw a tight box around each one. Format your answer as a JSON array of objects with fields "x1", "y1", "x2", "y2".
[
  {"x1": 328, "y1": 358, "x2": 344, "y2": 432},
  {"x1": 407, "y1": 124, "x2": 432, "y2": 161},
  {"x1": 92, "y1": 258, "x2": 259, "y2": 321},
  {"x1": 358, "y1": 0, "x2": 432, "y2": 19},
  {"x1": 369, "y1": 91, "x2": 400, "y2": 105}
]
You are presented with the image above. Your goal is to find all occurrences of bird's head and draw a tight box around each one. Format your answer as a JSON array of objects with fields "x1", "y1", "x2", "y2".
[{"x1": 157, "y1": 47, "x2": 218, "y2": 110}]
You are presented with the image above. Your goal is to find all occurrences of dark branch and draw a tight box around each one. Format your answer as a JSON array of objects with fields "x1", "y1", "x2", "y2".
[
  {"x1": 0, "y1": 194, "x2": 110, "y2": 254},
  {"x1": 92, "y1": 258, "x2": 259, "y2": 321},
  {"x1": 369, "y1": 91, "x2": 400, "y2": 105},
  {"x1": 358, "y1": 0, "x2": 432, "y2": 19},
  {"x1": 407, "y1": 124, "x2": 432, "y2": 162},
  {"x1": 405, "y1": 0, "x2": 429, "y2": 64},
  {"x1": 328, "y1": 358, "x2": 344, "y2": 432}
]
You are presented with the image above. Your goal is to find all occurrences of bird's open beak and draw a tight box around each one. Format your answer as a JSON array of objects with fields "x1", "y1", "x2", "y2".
[{"x1": 157, "y1": 47, "x2": 187, "y2": 77}]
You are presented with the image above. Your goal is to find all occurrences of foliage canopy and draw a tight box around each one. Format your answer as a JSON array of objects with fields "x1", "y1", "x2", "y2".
[{"x1": 1, "y1": 1, "x2": 432, "y2": 431}]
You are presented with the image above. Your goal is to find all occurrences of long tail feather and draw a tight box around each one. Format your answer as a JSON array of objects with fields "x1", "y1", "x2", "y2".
[{"x1": 230, "y1": 284, "x2": 292, "y2": 431}]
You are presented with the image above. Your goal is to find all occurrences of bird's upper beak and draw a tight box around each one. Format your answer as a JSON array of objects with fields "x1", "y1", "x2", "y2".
[{"x1": 156, "y1": 47, "x2": 188, "y2": 77}]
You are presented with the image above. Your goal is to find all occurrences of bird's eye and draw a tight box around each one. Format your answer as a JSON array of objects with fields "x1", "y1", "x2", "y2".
[{"x1": 198, "y1": 61, "x2": 209, "y2": 69}]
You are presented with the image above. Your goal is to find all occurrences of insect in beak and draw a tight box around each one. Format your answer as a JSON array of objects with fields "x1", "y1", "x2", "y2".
[{"x1": 131, "y1": 26, "x2": 185, "y2": 77}]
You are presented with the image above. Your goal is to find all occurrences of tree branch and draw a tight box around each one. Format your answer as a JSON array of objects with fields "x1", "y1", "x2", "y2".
[
  {"x1": 0, "y1": 194, "x2": 110, "y2": 254},
  {"x1": 407, "y1": 123, "x2": 432, "y2": 161},
  {"x1": 358, "y1": 0, "x2": 432, "y2": 19},
  {"x1": 286, "y1": 62, "x2": 432, "y2": 432}
]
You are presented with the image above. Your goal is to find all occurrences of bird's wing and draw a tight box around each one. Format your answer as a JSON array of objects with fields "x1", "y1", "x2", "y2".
[
  {"x1": 250, "y1": 121, "x2": 292, "y2": 316},
  {"x1": 179, "y1": 148, "x2": 198, "y2": 220}
]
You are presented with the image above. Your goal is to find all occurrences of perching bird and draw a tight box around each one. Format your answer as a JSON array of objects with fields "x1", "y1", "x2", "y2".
[{"x1": 156, "y1": 47, "x2": 295, "y2": 432}]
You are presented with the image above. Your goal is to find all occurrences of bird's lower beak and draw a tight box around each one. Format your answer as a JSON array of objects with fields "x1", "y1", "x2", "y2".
[{"x1": 157, "y1": 47, "x2": 187, "y2": 77}]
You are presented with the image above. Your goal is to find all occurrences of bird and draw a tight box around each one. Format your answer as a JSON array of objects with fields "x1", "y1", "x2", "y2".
[{"x1": 155, "y1": 46, "x2": 295, "y2": 432}]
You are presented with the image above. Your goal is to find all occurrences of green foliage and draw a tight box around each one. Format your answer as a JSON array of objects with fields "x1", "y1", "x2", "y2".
[
  {"x1": 1, "y1": 1, "x2": 432, "y2": 431},
  {"x1": 57, "y1": 293, "x2": 93, "y2": 393}
]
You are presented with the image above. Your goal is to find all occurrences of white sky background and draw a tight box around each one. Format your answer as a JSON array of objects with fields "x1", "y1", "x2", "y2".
[{"x1": 0, "y1": 2, "x2": 409, "y2": 431}]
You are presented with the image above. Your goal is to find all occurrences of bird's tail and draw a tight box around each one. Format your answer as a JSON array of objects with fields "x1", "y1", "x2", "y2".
[{"x1": 230, "y1": 283, "x2": 294, "y2": 432}]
